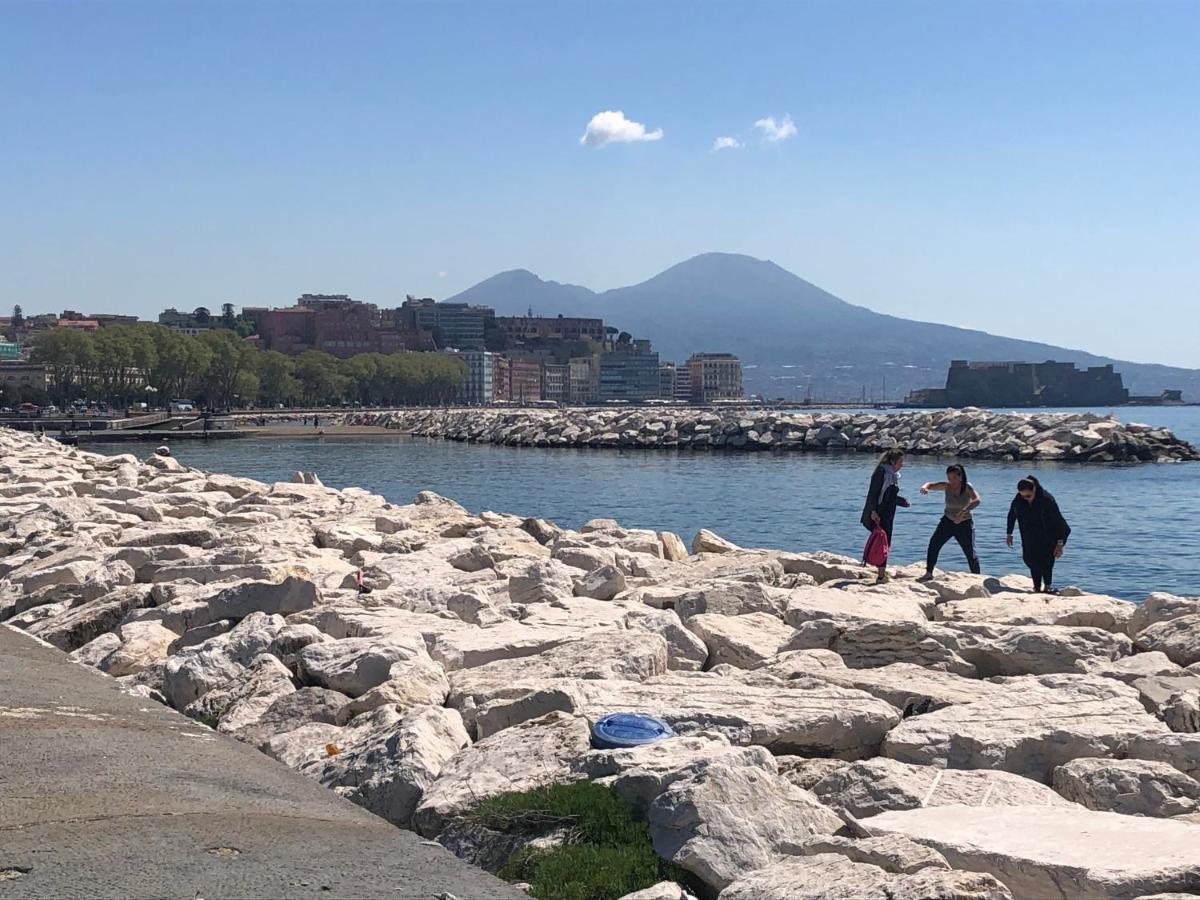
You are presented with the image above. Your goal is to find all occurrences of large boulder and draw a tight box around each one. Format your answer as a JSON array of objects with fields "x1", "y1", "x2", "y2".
[
  {"x1": 1127, "y1": 593, "x2": 1200, "y2": 637},
  {"x1": 789, "y1": 620, "x2": 977, "y2": 675},
  {"x1": 1135, "y1": 614, "x2": 1200, "y2": 667},
  {"x1": 625, "y1": 608, "x2": 709, "y2": 671},
  {"x1": 25, "y1": 585, "x2": 153, "y2": 651},
  {"x1": 296, "y1": 635, "x2": 433, "y2": 698},
  {"x1": 952, "y1": 624, "x2": 1133, "y2": 677},
  {"x1": 686, "y1": 612, "x2": 796, "y2": 669},
  {"x1": 470, "y1": 672, "x2": 900, "y2": 758},
  {"x1": 935, "y1": 592, "x2": 1134, "y2": 633},
  {"x1": 101, "y1": 620, "x2": 178, "y2": 677},
  {"x1": 1130, "y1": 673, "x2": 1200, "y2": 733},
  {"x1": 192, "y1": 576, "x2": 320, "y2": 630},
  {"x1": 1052, "y1": 758, "x2": 1200, "y2": 817},
  {"x1": 718, "y1": 854, "x2": 1013, "y2": 900},
  {"x1": 412, "y1": 712, "x2": 592, "y2": 837},
  {"x1": 691, "y1": 529, "x2": 740, "y2": 554},
  {"x1": 195, "y1": 654, "x2": 297, "y2": 733},
  {"x1": 882, "y1": 674, "x2": 1174, "y2": 783},
  {"x1": 795, "y1": 833, "x2": 950, "y2": 874},
  {"x1": 573, "y1": 733, "x2": 776, "y2": 814},
  {"x1": 866, "y1": 804, "x2": 1200, "y2": 900},
  {"x1": 574, "y1": 564, "x2": 627, "y2": 601},
  {"x1": 648, "y1": 761, "x2": 842, "y2": 893},
  {"x1": 301, "y1": 705, "x2": 470, "y2": 826},
  {"x1": 234, "y1": 686, "x2": 349, "y2": 748},
  {"x1": 507, "y1": 559, "x2": 577, "y2": 603},
  {"x1": 783, "y1": 585, "x2": 931, "y2": 627},
  {"x1": 811, "y1": 758, "x2": 1071, "y2": 819},
  {"x1": 747, "y1": 650, "x2": 1003, "y2": 714}
]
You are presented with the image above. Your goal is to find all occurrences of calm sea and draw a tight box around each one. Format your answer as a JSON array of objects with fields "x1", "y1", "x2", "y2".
[{"x1": 83, "y1": 407, "x2": 1200, "y2": 602}]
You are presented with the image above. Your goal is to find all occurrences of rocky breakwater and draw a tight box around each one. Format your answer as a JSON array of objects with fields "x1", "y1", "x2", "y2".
[
  {"x1": 349, "y1": 407, "x2": 1200, "y2": 463},
  {"x1": 3, "y1": 425, "x2": 1200, "y2": 900}
]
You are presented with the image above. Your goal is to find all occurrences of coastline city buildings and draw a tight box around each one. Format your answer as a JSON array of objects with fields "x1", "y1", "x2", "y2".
[{"x1": 0, "y1": 295, "x2": 746, "y2": 407}]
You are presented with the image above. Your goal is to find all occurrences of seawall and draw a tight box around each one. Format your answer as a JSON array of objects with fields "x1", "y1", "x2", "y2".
[{"x1": 346, "y1": 407, "x2": 1200, "y2": 463}]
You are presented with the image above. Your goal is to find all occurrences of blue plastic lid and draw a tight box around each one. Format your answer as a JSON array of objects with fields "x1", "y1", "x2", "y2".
[{"x1": 591, "y1": 712, "x2": 675, "y2": 749}]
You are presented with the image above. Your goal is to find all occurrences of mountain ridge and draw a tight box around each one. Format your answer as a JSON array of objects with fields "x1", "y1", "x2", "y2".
[{"x1": 446, "y1": 252, "x2": 1196, "y2": 399}]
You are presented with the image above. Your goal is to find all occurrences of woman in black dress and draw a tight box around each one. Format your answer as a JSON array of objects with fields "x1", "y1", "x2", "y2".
[
  {"x1": 861, "y1": 448, "x2": 910, "y2": 583},
  {"x1": 1006, "y1": 475, "x2": 1071, "y2": 593}
]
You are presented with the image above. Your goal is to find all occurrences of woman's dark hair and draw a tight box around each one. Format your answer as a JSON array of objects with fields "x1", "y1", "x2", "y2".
[
  {"x1": 878, "y1": 449, "x2": 905, "y2": 466},
  {"x1": 1017, "y1": 477, "x2": 1037, "y2": 492},
  {"x1": 946, "y1": 464, "x2": 968, "y2": 495}
]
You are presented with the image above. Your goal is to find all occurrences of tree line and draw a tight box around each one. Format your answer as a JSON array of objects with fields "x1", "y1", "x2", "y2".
[{"x1": 18, "y1": 324, "x2": 466, "y2": 408}]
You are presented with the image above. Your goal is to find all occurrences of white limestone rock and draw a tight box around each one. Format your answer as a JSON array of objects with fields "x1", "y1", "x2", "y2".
[
  {"x1": 507, "y1": 558, "x2": 577, "y2": 603},
  {"x1": 866, "y1": 804, "x2": 1200, "y2": 900},
  {"x1": 718, "y1": 854, "x2": 1013, "y2": 900},
  {"x1": 205, "y1": 654, "x2": 297, "y2": 733},
  {"x1": 234, "y1": 686, "x2": 349, "y2": 748},
  {"x1": 747, "y1": 650, "x2": 1003, "y2": 714},
  {"x1": 882, "y1": 674, "x2": 1174, "y2": 783},
  {"x1": 691, "y1": 528, "x2": 740, "y2": 555},
  {"x1": 296, "y1": 634, "x2": 434, "y2": 698},
  {"x1": 936, "y1": 591, "x2": 1134, "y2": 633},
  {"x1": 574, "y1": 564, "x2": 627, "y2": 601},
  {"x1": 1135, "y1": 613, "x2": 1200, "y2": 667},
  {"x1": 1127, "y1": 592, "x2": 1200, "y2": 637},
  {"x1": 795, "y1": 833, "x2": 950, "y2": 874},
  {"x1": 302, "y1": 705, "x2": 470, "y2": 826},
  {"x1": 624, "y1": 608, "x2": 709, "y2": 671},
  {"x1": 783, "y1": 585, "x2": 930, "y2": 628},
  {"x1": 99, "y1": 620, "x2": 178, "y2": 677},
  {"x1": 658, "y1": 531, "x2": 689, "y2": 562},
  {"x1": 618, "y1": 883, "x2": 696, "y2": 900},
  {"x1": 573, "y1": 733, "x2": 777, "y2": 813},
  {"x1": 470, "y1": 671, "x2": 901, "y2": 758},
  {"x1": 812, "y1": 757, "x2": 1071, "y2": 818},
  {"x1": 648, "y1": 761, "x2": 841, "y2": 893},
  {"x1": 671, "y1": 582, "x2": 789, "y2": 621},
  {"x1": 952, "y1": 623, "x2": 1133, "y2": 677},
  {"x1": 412, "y1": 712, "x2": 592, "y2": 837},
  {"x1": 1052, "y1": 757, "x2": 1200, "y2": 817},
  {"x1": 686, "y1": 612, "x2": 796, "y2": 669}
]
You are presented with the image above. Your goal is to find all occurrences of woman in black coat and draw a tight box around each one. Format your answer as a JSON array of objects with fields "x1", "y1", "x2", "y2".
[
  {"x1": 1006, "y1": 475, "x2": 1072, "y2": 593},
  {"x1": 861, "y1": 448, "x2": 910, "y2": 583}
]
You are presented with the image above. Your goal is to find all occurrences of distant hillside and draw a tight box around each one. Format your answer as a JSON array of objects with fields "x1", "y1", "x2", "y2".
[{"x1": 447, "y1": 253, "x2": 1198, "y2": 401}]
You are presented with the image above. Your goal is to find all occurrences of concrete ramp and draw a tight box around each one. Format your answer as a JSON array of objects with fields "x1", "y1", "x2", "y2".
[{"x1": 0, "y1": 625, "x2": 523, "y2": 900}]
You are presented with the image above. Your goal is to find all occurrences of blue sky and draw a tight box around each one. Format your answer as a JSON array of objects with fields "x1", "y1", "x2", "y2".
[{"x1": 2, "y1": 0, "x2": 1197, "y2": 367}]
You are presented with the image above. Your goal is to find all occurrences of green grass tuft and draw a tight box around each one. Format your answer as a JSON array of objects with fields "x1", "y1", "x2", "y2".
[{"x1": 469, "y1": 781, "x2": 691, "y2": 900}]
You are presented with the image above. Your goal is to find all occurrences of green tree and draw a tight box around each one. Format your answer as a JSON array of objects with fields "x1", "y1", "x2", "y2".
[
  {"x1": 294, "y1": 351, "x2": 349, "y2": 406},
  {"x1": 220, "y1": 303, "x2": 237, "y2": 329},
  {"x1": 193, "y1": 307, "x2": 212, "y2": 326},
  {"x1": 256, "y1": 351, "x2": 301, "y2": 406},
  {"x1": 11, "y1": 305, "x2": 24, "y2": 330},
  {"x1": 31, "y1": 328, "x2": 97, "y2": 403},
  {"x1": 144, "y1": 325, "x2": 211, "y2": 403},
  {"x1": 200, "y1": 329, "x2": 255, "y2": 409}
]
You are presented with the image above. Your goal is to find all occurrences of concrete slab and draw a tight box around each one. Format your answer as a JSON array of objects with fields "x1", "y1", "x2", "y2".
[{"x1": 0, "y1": 625, "x2": 523, "y2": 900}]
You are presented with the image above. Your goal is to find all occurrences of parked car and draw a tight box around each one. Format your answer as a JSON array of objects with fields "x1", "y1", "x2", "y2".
[{"x1": 17, "y1": 402, "x2": 40, "y2": 418}]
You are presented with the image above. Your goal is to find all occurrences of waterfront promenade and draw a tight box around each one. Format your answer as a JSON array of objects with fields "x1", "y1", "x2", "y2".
[{"x1": 0, "y1": 625, "x2": 523, "y2": 900}]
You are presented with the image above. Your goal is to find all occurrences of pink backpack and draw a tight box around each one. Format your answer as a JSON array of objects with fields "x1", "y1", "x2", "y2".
[{"x1": 863, "y1": 526, "x2": 890, "y2": 567}]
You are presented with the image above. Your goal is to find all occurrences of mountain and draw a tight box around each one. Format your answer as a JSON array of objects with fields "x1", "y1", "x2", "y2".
[{"x1": 446, "y1": 253, "x2": 1198, "y2": 401}]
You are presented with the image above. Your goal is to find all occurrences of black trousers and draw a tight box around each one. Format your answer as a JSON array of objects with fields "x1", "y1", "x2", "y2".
[
  {"x1": 1023, "y1": 543, "x2": 1057, "y2": 591},
  {"x1": 926, "y1": 516, "x2": 980, "y2": 574}
]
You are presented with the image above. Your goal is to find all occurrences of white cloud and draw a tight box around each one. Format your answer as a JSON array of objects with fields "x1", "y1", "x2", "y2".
[
  {"x1": 579, "y1": 110, "x2": 664, "y2": 147},
  {"x1": 754, "y1": 114, "x2": 797, "y2": 143},
  {"x1": 711, "y1": 135, "x2": 742, "y2": 152},
  {"x1": 437, "y1": 270, "x2": 448, "y2": 279}
]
